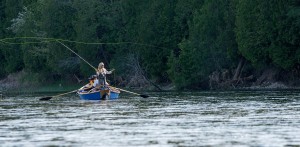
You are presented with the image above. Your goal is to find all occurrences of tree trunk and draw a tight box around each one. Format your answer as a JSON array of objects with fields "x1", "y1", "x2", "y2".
[{"x1": 233, "y1": 57, "x2": 245, "y2": 81}]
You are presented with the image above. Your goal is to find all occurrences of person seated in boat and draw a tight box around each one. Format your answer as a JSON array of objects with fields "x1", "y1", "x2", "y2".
[
  {"x1": 90, "y1": 76, "x2": 102, "y2": 92},
  {"x1": 82, "y1": 75, "x2": 97, "y2": 92},
  {"x1": 96, "y1": 62, "x2": 115, "y2": 88}
]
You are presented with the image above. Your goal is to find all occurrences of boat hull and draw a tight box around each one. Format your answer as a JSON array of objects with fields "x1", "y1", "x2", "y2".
[{"x1": 78, "y1": 88, "x2": 120, "y2": 100}]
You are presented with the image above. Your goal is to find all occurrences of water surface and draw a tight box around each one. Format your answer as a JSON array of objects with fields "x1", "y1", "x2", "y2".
[{"x1": 0, "y1": 91, "x2": 300, "y2": 146}]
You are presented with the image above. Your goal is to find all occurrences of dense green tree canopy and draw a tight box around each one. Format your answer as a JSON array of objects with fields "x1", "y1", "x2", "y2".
[{"x1": 0, "y1": 0, "x2": 300, "y2": 89}]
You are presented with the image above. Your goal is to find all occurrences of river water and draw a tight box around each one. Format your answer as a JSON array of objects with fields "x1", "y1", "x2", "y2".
[{"x1": 0, "y1": 90, "x2": 300, "y2": 146}]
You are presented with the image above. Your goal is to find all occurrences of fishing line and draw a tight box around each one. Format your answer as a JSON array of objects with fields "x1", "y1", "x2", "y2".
[
  {"x1": 0, "y1": 37, "x2": 54, "y2": 45},
  {"x1": 0, "y1": 36, "x2": 167, "y2": 49}
]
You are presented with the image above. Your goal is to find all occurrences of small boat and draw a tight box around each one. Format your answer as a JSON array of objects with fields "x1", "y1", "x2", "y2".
[{"x1": 77, "y1": 86, "x2": 120, "y2": 100}]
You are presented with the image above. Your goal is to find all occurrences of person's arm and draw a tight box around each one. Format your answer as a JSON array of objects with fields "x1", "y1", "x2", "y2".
[{"x1": 104, "y1": 68, "x2": 115, "y2": 74}]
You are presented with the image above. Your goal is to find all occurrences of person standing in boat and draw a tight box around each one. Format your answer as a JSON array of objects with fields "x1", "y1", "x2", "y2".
[{"x1": 96, "y1": 62, "x2": 114, "y2": 87}]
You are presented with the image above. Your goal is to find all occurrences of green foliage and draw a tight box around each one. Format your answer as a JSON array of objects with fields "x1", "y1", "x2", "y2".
[
  {"x1": 236, "y1": 0, "x2": 300, "y2": 69},
  {"x1": 269, "y1": 0, "x2": 300, "y2": 69},
  {"x1": 1, "y1": 0, "x2": 300, "y2": 89},
  {"x1": 169, "y1": 0, "x2": 237, "y2": 89},
  {"x1": 0, "y1": 45, "x2": 7, "y2": 78},
  {"x1": 40, "y1": 1, "x2": 77, "y2": 75},
  {"x1": 0, "y1": 0, "x2": 25, "y2": 74},
  {"x1": 73, "y1": 0, "x2": 123, "y2": 77},
  {"x1": 0, "y1": 0, "x2": 5, "y2": 37},
  {"x1": 0, "y1": 0, "x2": 7, "y2": 78},
  {"x1": 116, "y1": 0, "x2": 176, "y2": 82},
  {"x1": 235, "y1": 0, "x2": 266, "y2": 67}
]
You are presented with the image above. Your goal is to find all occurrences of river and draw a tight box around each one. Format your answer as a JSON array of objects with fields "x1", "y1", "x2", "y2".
[{"x1": 0, "y1": 90, "x2": 300, "y2": 146}]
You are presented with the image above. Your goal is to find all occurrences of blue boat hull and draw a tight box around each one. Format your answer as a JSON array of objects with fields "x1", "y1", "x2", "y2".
[{"x1": 78, "y1": 88, "x2": 120, "y2": 100}]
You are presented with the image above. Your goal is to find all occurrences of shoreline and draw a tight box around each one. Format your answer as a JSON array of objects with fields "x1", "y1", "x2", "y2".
[
  {"x1": 1, "y1": 71, "x2": 300, "y2": 94},
  {"x1": 2, "y1": 82, "x2": 300, "y2": 95}
]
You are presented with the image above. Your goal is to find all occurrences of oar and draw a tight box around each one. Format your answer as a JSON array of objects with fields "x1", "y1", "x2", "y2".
[
  {"x1": 39, "y1": 89, "x2": 78, "y2": 101},
  {"x1": 110, "y1": 86, "x2": 149, "y2": 98}
]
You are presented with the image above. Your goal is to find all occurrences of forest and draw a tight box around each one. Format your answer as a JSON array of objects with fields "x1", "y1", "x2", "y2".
[{"x1": 0, "y1": 0, "x2": 300, "y2": 90}]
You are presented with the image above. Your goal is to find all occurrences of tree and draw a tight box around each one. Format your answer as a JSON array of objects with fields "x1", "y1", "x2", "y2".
[
  {"x1": 73, "y1": 0, "x2": 121, "y2": 77},
  {"x1": 268, "y1": 0, "x2": 300, "y2": 69},
  {"x1": 236, "y1": 0, "x2": 300, "y2": 70},
  {"x1": 1, "y1": 0, "x2": 25, "y2": 74},
  {"x1": 0, "y1": 0, "x2": 7, "y2": 78},
  {"x1": 171, "y1": 0, "x2": 237, "y2": 89},
  {"x1": 38, "y1": 0, "x2": 77, "y2": 80}
]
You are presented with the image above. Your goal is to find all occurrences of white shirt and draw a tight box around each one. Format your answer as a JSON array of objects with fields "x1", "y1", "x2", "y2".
[{"x1": 93, "y1": 79, "x2": 99, "y2": 87}]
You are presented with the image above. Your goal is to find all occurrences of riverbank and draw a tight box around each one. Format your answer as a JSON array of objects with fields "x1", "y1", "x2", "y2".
[
  {"x1": 1, "y1": 71, "x2": 300, "y2": 94},
  {"x1": 0, "y1": 72, "x2": 82, "y2": 94}
]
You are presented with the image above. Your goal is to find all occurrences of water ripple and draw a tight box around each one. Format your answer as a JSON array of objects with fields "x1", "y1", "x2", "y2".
[{"x1": 0, "y1": 91, "x2": 300, "y2": 146}]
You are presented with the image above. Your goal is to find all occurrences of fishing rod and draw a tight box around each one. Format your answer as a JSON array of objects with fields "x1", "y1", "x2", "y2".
[
  {"x1": 56, "y1": 40, "x2": 97, "y2": 71},
  {"x1": 56, "y1": 40, "x2": 150, "y2": 98}
]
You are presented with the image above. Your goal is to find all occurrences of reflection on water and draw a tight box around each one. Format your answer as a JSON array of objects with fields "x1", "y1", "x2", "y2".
[{"x1": 0, "y1": 91, "x2": 300, "y2": 146}]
